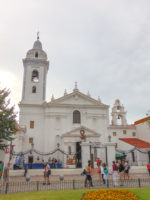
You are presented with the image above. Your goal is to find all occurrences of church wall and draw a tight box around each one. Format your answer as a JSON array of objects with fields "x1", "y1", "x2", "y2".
[
  {"x1": 18, "y1": 106, "x2": 45, "y2": 153},
  {"x1": 108, "y1": 126, "x2": 136, "y2": 145},
  {"x1": 136, "y1": 149, "x2": 150, "y2": 166},
  {"x1": 43, "y1": 105, "x2": 109, "y2": 152}
]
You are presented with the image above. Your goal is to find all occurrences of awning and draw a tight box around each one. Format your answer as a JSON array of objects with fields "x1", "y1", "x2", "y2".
[{"x1": 115, "y1": 153, "x2": 123, "y2": 158}]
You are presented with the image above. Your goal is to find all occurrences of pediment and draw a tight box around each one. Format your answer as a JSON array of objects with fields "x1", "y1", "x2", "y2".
[
  {"x1": 48, "y1": 90, "x2": 108, "y2": 107},
  {"x1": 61, "y1": 126, "x2": 101, "y2": 138}
]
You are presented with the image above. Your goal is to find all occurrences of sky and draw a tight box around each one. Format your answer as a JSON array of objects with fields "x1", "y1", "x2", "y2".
[{"x1": 0, "y1": 0, "x2": 150, "y2": 124}]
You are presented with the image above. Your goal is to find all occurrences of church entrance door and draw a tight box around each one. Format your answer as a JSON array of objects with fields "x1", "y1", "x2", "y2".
[{"x1": 76, "y1": 142, "x2": 82, "y2": 168}]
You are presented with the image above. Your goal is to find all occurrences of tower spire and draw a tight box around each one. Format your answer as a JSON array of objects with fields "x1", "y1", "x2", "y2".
[{"x1": 37, "y1": 32, "x2": 39, "y2": 40}]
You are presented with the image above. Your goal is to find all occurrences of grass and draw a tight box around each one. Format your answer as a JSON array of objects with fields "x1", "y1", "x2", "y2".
[
  {"x1": 129, "y1": 188, "x2": 150, "y2": 200},
  {"x1": 0, "y1": 188, "x2": 150, "y2": 200}
]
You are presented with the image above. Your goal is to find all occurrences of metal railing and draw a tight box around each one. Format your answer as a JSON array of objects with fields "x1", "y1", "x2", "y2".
[{"x1": 0, "y1": 178, "x2": 150, "y2": 194}]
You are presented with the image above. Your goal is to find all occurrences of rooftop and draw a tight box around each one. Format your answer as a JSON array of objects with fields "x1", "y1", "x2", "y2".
[
  {"x1": 119, "y1": 138, "x2": 150, "y2": 148},
  {"x1": 134, "y1": 116, "x2": 150, "y2": 125}
]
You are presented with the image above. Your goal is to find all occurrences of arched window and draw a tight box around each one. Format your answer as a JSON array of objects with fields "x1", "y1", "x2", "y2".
[
  {"x1": 35, "y1": 52, "x2": 38, "y2": 58},
  {"x1": 31, "y1": 70, "x2": 39, "y2": 82},
  {"x1": 116, "y1": 115, "x2": 122, "y2": 125},
  {"x1": 32, "y1": 86, "x2": 36, "y2": 93},
  {"x1": 73, "y1": 110, "x2": 81, "y2": 123}
]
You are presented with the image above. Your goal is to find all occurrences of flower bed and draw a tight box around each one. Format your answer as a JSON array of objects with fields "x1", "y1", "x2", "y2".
[{"x1": 82, "y1": 189, "x2": 140, "y2": 200}]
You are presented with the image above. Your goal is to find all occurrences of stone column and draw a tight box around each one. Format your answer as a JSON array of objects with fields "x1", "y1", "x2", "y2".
[
  {"x1": 80, "y1": 142, "x2": 91, "y2": 168},
  {"x1": 104, "y1": 142, "x2": 116, "y2": 167}
]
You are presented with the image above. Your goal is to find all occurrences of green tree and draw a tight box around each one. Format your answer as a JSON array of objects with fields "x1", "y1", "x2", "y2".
[{"x1": 0, "y1": 88, "x2": 17, "y2": 150}]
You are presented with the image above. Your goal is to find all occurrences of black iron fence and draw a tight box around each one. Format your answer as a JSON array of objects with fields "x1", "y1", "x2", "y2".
[{"x1": 0, "y1": 178, "x2": 150, "y2": 194}]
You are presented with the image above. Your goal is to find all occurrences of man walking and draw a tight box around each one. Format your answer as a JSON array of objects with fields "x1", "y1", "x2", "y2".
[
  {"x1": 43, "y1": 162, "x2": 51, "y2": 185},
  {"x1": 84, "y1": 160, "x2": 93, "y2": 187}
]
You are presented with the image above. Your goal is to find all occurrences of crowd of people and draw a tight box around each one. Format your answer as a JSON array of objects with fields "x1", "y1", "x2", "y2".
[{"x1": 82, "y1": 158, "x2": 132, "y2": 188}]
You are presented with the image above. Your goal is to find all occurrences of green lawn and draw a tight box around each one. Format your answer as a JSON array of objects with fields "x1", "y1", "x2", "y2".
[
  {"x1": 129, "y1": 188, "x2": 150, "y2": 200},
  {"x1": 0, "y1": 188, "x2": 150, "y2": 200}
]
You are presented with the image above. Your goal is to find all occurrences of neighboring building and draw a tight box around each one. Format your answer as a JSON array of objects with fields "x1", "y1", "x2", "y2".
[
  {"x1": 134, "y1": 116, "x2": 150, "y2": 142},
  {"x1": 12, "y1": 37, "x2": 150, "y2": 167},
  {"x1": 119, "y1": 138, "x2": 150, "y2": 166},
  {"x1": 108, "y1": 99, "x2": 136, "y2": 146}
]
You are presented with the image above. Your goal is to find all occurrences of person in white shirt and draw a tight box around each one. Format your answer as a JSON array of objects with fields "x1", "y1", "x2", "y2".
[{"x1": 100, "y1": 163, "x2": 105, "y2": 184}]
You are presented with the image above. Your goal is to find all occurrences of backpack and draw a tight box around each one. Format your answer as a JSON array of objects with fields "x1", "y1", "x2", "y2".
[{"x1": 119, "y1": 163, "x2": 124, "y2": 172}]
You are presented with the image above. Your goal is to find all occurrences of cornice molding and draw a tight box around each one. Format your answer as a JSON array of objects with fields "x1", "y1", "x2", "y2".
[
  {"x1": 108, "y1": 125, "x2": 135, "y2": 130},
  {"x1": 61, "y1": 125, "x2": 101, "y2": 138},
  {"x1": 47, "y1": 90, "x2": 109, "y2": 108}
]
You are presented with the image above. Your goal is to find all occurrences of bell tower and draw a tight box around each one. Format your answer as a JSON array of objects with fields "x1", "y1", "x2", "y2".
[
  {"x1": 21, "y1": 34, "x2": 49, "y2": 104},
  {"x1": 111, "y1": 99, "x2": 127, "y2": 125}
]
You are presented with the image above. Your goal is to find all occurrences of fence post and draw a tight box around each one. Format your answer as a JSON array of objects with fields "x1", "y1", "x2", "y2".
[
  {"x1": 138, "y1": 178, "x2": 141, "y2": 188},
  {"x1": 107, "y1": 179, "x2": 109, "y2": 188},
  {"x1": 73, "y1": 179, "x2": 75, "y2": 189},
  {"x1": 5, "y1": 183, "x2": 9, "y2": 194},
  {"x1": 36, "y1": 181, "x2": 39, "y2": 191}
]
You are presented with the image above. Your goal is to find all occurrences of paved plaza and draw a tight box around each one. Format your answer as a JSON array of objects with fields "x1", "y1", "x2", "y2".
[{"x1": 9, "y1": 171, "x2": 150, "y2": 182}]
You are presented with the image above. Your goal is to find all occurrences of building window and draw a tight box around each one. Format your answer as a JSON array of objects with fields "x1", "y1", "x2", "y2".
[
  {"x1": 68, "y1": 146, "x2": 71, "y2": 155},
  {"x1": 30, "y1": 121, "x2": 34, "y2": 128},
  {"x1": 115, "y1": 143, "x2": 118, "y2": 148},
  {"x1": 73, "y1": 110, "x2": 81, "y2": 123},
  {"x1": 132, "y1": 132, "x2": 136, "y2": 136},
  {"x1": 113, "y1": 132, "x2": 116, "y2": 136},
  {"x1": 123, "y1": 130, "x2": 126, "y2": 134},
  {"x1": 31, "y1": 70, "x2": 39, "y2": 82},
  {"x1": 32, "y1": 86, "x2": 36, "y2": 93},
  {"x1": 29, "y1": 137, "x2": 33, "y2": 144},
  {"x1": 132, "y1": 151, "x2": 135, "y2": 162},
  {"x1": 35, "y1": 52, "x2": 38, "y2": 58}
]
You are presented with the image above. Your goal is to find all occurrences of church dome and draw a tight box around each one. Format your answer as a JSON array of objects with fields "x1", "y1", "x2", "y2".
[
  {"x1": 26, "y1": 38, "x2": 47, "y2": 60},
  {"x1": 33, "y1": 39, "x2": 42, "y2": 50}
]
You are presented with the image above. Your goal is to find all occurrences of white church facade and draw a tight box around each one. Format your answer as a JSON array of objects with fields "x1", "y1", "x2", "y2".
[{"x1": 13, "y1": 37, "x2": 150, "y2": 168}]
